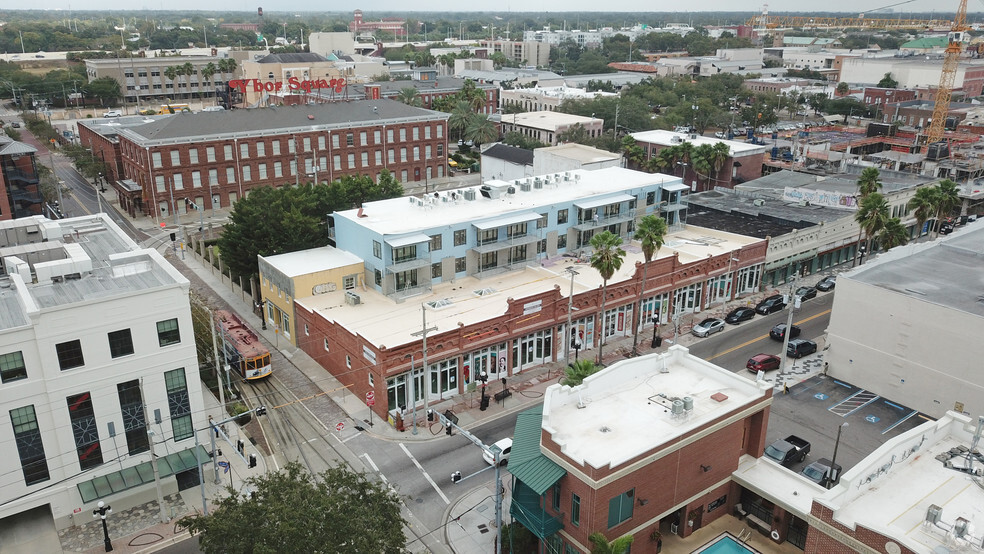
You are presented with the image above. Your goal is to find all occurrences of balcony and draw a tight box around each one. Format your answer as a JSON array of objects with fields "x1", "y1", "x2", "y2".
[
  {"x1": 571, "y1": 211, "x2": 634, "y2": 232},
  {"x1": 510, "y1": 481, "x2": 564, "y2": 540},
  {"x1": 472, "y1": 233, "x2": 540, "y2": 254},
  {"x1": 386, "y1": 256, "x2": 430, "y2": 274}
]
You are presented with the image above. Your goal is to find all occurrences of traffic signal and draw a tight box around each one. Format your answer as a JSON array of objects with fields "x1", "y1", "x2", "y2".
[
  {"x1": 237, "y1": 439, "x2": 245, "y2": 455},
  {"x1": 169, "y1": 232, "x2": 176, "y2": 242},
  {"x1": 248, "y1": 453, "x2": 257, "y2": 468},
  {"x1": 446, "y1": 425, "x2": 453, "y2": 436},
  {"x1": 451, "y1": 471, "x2": 461, "y2": 484},
  {"x1": 256, "y1": 405, "x2": 267, "y2": 416},
  {"x1": 427, "y1": 409, "x2": 434, "y2": 422}
]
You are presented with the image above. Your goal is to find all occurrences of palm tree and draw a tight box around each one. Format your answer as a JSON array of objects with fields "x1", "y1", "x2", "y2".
[
  {"x1": 396, "y1": 87, "x2": 421, "y2": 107},
  {"x1": 708, "y1": 141, "x2": 731, "y2": 182},
  {"x1": 907, "y1": 186, "x2": 937, "y2": 238},
  {"x1": 448, "y1": 101, "x2": 472, "y2": 141},
  {"x1": 933, "y1": 179, "x2": 960, "y2": 237},
  {"x1": 854, "y1": 192, "x2": 889, "y2": 266},
  {"x1": 856, "y1": 167, "x2": 882, "y2": 199},
  {"x1": 464, "y1": 114, "x2": 498, "y2": 146},
  {"x1": 588, "y1": 532, "x2": 634, "y2": 554},
  {"x1": 163, "y1": 65, "x2": 178, "y2": 96},
  {"x1": 631, "y1": 215, "x2": 667, "y2": 355},
  {"x1": 878, "y1": 217, "x2": 909, "y2": 251},
  {"x1": 589, "y1": 231, "x2": 626, "y2": 365},
  {"x1": 562, "y1": 359, "x2": 599, "y2": 387},
  {"x1": 621, "y1": 136, "x2": 646, "y2": 170},
  {"x1": 200, "y1": 62, "x2": 217, "y2": 103},
  {"x1": 181, "y1": 62, "x2": 196, "y2": 98},
  {"x1": 691, "y1": 143, "x2": 714, "y2": 191}
]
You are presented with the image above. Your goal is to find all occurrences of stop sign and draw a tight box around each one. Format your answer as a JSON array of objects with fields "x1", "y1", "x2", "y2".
[
  {"x1": 366, "y1": 391, "x2": 375, "y2": 406},
  {"x1": 336, "y1": 422, "x2": 344, "y2": 432}
]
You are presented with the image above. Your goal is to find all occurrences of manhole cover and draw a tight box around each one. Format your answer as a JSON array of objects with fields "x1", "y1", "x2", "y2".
[{"x1": 415, "y1": 498, "x2": 424, "y2": 504}]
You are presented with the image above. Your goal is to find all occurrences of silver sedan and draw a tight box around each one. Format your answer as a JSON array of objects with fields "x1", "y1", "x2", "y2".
[{"x1": 691, "y1": 318, "x2": 725, "y2": 338}]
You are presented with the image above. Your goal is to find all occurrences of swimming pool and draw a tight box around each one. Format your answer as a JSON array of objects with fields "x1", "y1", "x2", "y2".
[{"x1": 691, "y1": 532, "x2": 760, "y2": 554}]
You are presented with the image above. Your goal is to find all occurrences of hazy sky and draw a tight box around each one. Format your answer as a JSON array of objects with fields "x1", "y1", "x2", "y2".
[{"x1": 41, "y1": 0, "x2": 966, "y2": 15}]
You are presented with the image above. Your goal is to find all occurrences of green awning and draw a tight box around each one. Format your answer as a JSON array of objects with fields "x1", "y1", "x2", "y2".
[
  {"x1": 77, "y1": 445, "x2": 210, "y2": 504},
  {"x1": 509, "y1": 405, "x2": 566, "y2": 495}
]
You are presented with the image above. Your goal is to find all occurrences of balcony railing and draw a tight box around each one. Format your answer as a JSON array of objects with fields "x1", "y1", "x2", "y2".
[
  {"x1": 572, "y1": 212, "x2": 634, "y2": 232},
  {"x1": 472, "y1": 233, "x2": 539, "y2": 254},
  {"x1": 510, "y1": 481, "x2": 564, "y2": 540},
  {"x1": 4, "y1": 169, "x2": 39, "y2": 184}
]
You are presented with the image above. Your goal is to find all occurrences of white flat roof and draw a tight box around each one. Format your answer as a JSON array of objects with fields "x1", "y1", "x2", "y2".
[
  {"x1": 507, "y1": 110, "x2": 602, "y2": 130},
  {"x1": 541, "y1": 345, "x2": 771, "y2": 470},
  {"x1": 335, "y1": 167, "x2": 676, "y2": 236},
  {"x1": 819, "y1": 412, "x2": 984, "y2": 554},
  {"x1": 295, "y1": 225, "x2": 761, "y2": 348},
  {"x1": 536, "y1": 143, "x2": 621, "y2": 164},
  {"x1": 630, "y1": 129, "x2": 767, "y2": 156},
  {"x1": 260, "y1": 246, "x2": 363, "y2": 277}
]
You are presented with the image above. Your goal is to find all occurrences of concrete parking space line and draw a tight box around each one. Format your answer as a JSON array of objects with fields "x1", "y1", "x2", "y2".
[
  {"x1": 400, "y1": 443, "x2": 450, "y2": 505},
  {"x1": 830, "y1": 390, "x2": 880, "y2": 416},
  {"x1": 882, "y1": 410, "x2": 919, "y2": 435}
]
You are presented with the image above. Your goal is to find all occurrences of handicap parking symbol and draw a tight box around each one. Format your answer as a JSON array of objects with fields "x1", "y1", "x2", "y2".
[
  {"x1": 218, "y1": 461, "x2": 230, "y2": 474},
  {"x1": 814, "y1": 393, "x2": 828, "y2": 400},
  {"x1": 865, "y1": 415, "x2": 880, "y2": 423}
]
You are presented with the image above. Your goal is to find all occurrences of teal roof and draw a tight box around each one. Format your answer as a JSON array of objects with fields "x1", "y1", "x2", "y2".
[
  {"x1": 509, "y1": 405, "x2": 566, "y2": 495},
  {"x1": 77, "y1": 445, "x2": 209, "y2": 503},
  {"x1": 901, "y1": 37, "x2": 948, "y2": 49}
]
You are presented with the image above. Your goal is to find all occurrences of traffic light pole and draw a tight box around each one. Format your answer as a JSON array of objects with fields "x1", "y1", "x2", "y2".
[
  {"x1": 193, "y1": 405, "x2": 267, "y2": 515},
  {"x1": 432, "y1": 409, "x2": 503, "y2": 554}
]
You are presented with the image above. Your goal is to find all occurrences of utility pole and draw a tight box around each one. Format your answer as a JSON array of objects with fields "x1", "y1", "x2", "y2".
[
  {"x1": 779, "y1": 277, "x2": 799, "y2": 376},
  {"x1": 139, "y1": 378, "x2": 168, "y2": 523},
  {"x1": 168, "y1": 179, "x2": 184, "y2": 259},
  {"x1": 411, "y1": 305, "x2": 437, "y2": 417}
]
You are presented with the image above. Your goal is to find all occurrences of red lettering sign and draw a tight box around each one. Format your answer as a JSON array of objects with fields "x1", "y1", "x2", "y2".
[{"x1": 228, "y1": 78, "x2": 346, "y2": 95}]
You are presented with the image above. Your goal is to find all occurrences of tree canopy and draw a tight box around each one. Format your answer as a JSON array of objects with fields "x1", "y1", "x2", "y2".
[
  {"x1": 217, "y1": 172, "x2": 402, "y2": 280},
  {"x1": 179, "y1": 462, "x2": 407, "y2": 554}
]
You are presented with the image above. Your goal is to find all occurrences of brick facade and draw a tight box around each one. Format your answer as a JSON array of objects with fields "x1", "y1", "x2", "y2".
[
  {"x1": 804, "y1": 503, "x2": 918, "y2": 554},
  {"x1": 114, "y1": 106, "x2": 448, "y2": 219}
]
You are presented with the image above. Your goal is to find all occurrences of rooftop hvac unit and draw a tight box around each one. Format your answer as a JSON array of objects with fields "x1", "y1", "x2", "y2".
[
  {"x1": 671, "y1": 399, "x2": 684, "y2": 416},
  {"x1": 926, "y1": 505, "x2": 942, "y2": 525},
  {"x1": 534, "y1": 178, "x2": 543, "y2": 189},
  {"x1": 752, "y1": 199, "x2": 766, "y2": 207},
  {"x1": 480, "y1": 185, "x2": 502, "y2": 199},
  {"x1": 344, "y1": 291, "x2": 361, "y2": 306},
  {"x1": 507, "y1": 186, "x2": 516, "y2": 194},
  {"x1": 683, "y1": 396, "x2": 694, "y2": 411},
  {"x1": 954, "y1": 518, "x2": 970, "y2": 538},
  {"x1": 564, "y1": 171, "x2": 571, "y2": 181},
  {"x1": 690, "y1": 133, "x2": 699, "y2": 140},
  {"x1": 463, "y1": 189, "x2": 476, "y2": 201},
  {"x1": 671, "y1": 136, "x2": 682, "y2": 144},
  {"x1": 408, "y1": 196, "x2": 416, "y2": 204},
  {"x1": 521, "y1": 183, "x2": 532, "y2": 192}
]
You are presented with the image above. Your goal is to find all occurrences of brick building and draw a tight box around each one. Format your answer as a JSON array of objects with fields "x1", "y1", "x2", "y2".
[
  {"x1": 349, "y1": 9, "x2": 406, "y2": 36},
  {"x1": 287, "y1": 169, "x2": 767, "y2": 424},
  {"x1": 107, "y1": 100, "x2": 449, "y2": 221},
  {"x1": 629, "y1": 130, "x2": 767, "y2": 192},
  {"x1": 0, "y1": 135, "x2": 41, "y2": 221},
  {"x1": 507, "y1": 346, "x2": 773, "y2": 552}
]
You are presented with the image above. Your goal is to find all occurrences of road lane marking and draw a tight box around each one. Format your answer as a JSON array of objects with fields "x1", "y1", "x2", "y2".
[
  {"x1": 705, "y1": 309, "x2": 831, "y2": 362},
  {"x1": 400, "y1": 443, "x2": 450, "y2": 505},
  {"x1": 361, "y1": 453, "x2": 388, "y2": 484}
]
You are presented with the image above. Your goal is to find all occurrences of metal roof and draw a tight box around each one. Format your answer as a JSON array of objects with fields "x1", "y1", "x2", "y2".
[
  {"x1": 509, "y1": 405, "x2": 566, "y2": 495},
  {"x1": 116, "y1": 99, "x2": 448, "y2": 145},
  {"x1": 482, "y1": 143, "x2": 533, "y2": 166}
]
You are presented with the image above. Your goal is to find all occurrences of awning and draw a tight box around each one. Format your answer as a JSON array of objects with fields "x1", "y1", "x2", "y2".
[
  {"x1": 473, "y1": 212, "x2": 541, "y2": 230},
  {"x1": 508, "y1": 405, "x2": 566, "y2": 495},
  {"x1": 574, "y1": 193, "x2": 635, "y2": 211},
  {"x1": 77, "y1": 445, "x2": 210, "y2": 503},
  {"x1": 662, "y1": 183, "x2": 689, "y2": 192},
  {"x1": 385, "y1": 233, "x2": 431, "y2": 248}
]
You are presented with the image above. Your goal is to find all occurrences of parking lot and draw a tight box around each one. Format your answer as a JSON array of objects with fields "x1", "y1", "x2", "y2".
[{"x1": 765, "y1": 374, "x2": 930, "y2": 476}]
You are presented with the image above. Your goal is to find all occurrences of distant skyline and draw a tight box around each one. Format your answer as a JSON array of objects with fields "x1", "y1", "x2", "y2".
[{"x1": 19, "y1": 0, "x2": 972, "y2": 16}]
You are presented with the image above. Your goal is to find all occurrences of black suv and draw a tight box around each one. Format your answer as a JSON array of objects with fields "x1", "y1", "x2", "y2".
[
  {"x1": 769, "y1": 323, "x2": 801, "y2": 341},
  {"x1": 787, "y1": 339, "x2": 818, "y2": 358},
  {"x1": 755, "y1": 294, "x2": 786, "y2": 315}
]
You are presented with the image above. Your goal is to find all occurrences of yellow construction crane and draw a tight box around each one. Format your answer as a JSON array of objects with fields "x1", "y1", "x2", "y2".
[{"x1": 925, "y1": 0, "x2": 970, "y2": 146}]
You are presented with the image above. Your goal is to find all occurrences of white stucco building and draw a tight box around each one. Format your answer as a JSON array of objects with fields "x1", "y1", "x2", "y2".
[
  {"x1": 0, "y1": 215, "x2": 207, "y2": 535},
  {"x1": 825, "y1": 221, "x2": 984, "y2": 419}
]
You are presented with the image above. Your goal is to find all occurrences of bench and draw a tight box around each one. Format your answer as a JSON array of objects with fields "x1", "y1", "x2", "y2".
[{"x1": 493, "y1": 389, "x2": 512, "y2": 402}]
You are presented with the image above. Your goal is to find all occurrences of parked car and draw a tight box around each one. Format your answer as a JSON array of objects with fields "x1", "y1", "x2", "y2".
[
  {"x1": 746, "y1": 353, "x2": 781, "y2": 372},
  {"x1": 801, "y1": 458, "x2": 842, "y2": 487},
  {"x1": 769, "y1": 323, "x2": 801, "y2": 341},
  {"x1": 714, "y1": 131, "x2": 726, "y2": 138},
  {"x1": 11, "y1": 122, "x2": 21, "y2": 128},
  {"x1": 795, "y1": 286, "x2": 818, "y2": 301},
  {"x1": 483, "y1": 437, "x2": 512, "y2": 466},
  {"x1": 102, "y1": 110, "x2": 122, "y2": 118},
  {"x1": 691, "y1": 318, "x2": 725, "y2": 338},
  {"x1": 725, "y1": 307, "x2": 756, "y2": 324},
  {"x1": 787, "y1": 338, "x2": 818, "y2": 358},
  {"x1": 815, "y1": 276, "x2": 836, "y2": 292},
  {"x1": 765, "y1": 435, "x2": 811, "y2": 467},
  {"x1": 755, "y1": 294, "x2": 786, "y2": 315}
]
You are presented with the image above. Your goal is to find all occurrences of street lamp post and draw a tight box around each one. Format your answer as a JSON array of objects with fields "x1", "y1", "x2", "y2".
[
  {"x1": 650, "y1": 312, "x2": 661, "y2": 348},
  {"x1": 564, "y1": 266, "x2": 579, "y2": 367},
  {"x1": 92, "y1": 501, "x2": 113, "y2": 552},
  {"x1": 828, "y1": 422, "x2": 849, "y2": 489}
]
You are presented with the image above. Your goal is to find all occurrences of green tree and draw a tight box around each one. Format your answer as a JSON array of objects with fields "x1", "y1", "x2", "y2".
[
  {"x1": 877, "y1": 72, "x2": 899, "y2": 88},
  {"x1": 396, "y1": 87, "x2": 421, "y2": 107},
  {"x1": 556, "y1": 123, "x2": 590, "y2": 144},
  {"x1": 906, "y1": 185, "x2": 937, "y2": 237},
  {"x1": 562, "y1": 359, "x2": 600, "y2": 387},
  {"x1": 932, "y1": 179, "x2": 960, "y2": 237},
  {"x1": 854, "y1": 192, "x2": 890, "y2": 266},
  {"x1": 631, "y1": 215, "x2": 667, "y2": 355},
  {"x1": 589, "y1": 231, "x2": 625, "y2": 365},
  {"x1": 82, "y1": 77, "x2": 122, "y2": 107},
  {"x1": 620, "y1": 136, "x2": 646, "y2": 170},
  {"x1": 464, "y1": 113, "x2": 499, "y2": 146},
  {"x1": 836, "y1": 82, "x2": 850, "y2": 96},
  {"x1": 200, "y1": 62, "x2": 217, "y2": 103},
  {"x1": 178, "y1": 462, "x2": 407, "y2": 554},
  {"x1": 856, "y1": 167, "x2": 882, "y2": 199},
  {"x1": 588, "y1": 531, "x2": 634, "y2": 554},
  {"x1": 878, "y1": 217, "x2": 909, "y2": 251},
  {"x1": 447, "y1": 101, "x2": 473, "y2": 141}
]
